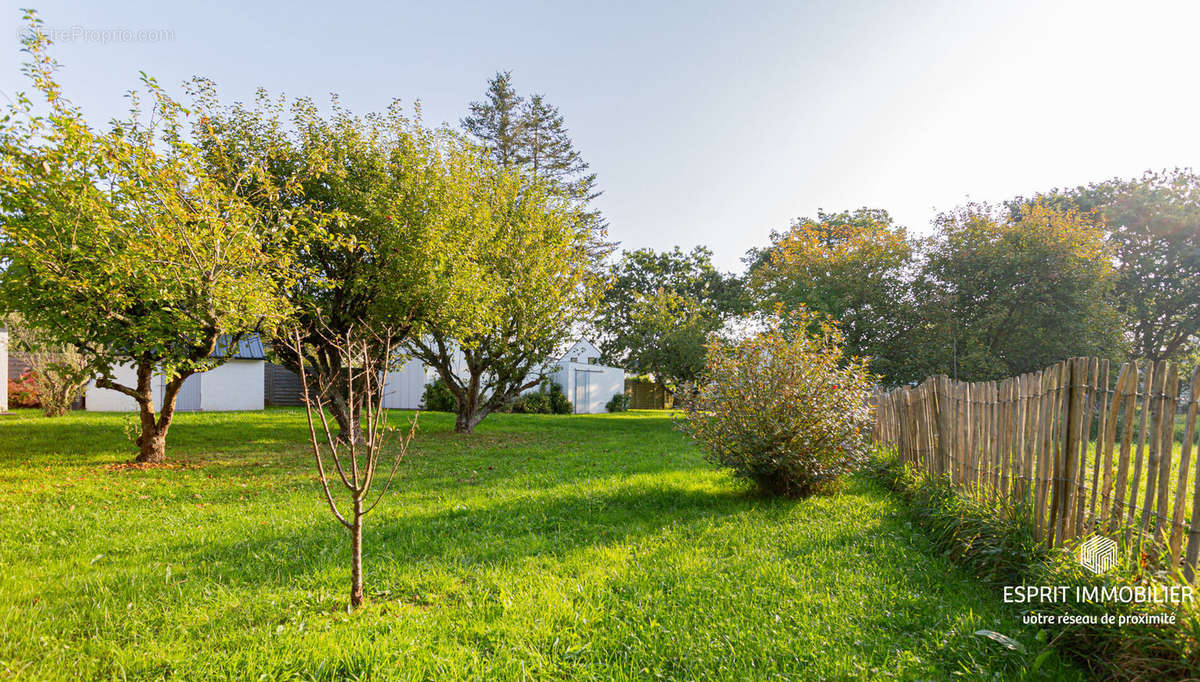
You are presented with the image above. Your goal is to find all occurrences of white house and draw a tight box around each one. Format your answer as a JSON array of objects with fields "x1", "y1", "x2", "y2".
[
  {"x1": 546, "y1": 338, "x2": 625, "y2": 414},
  {"x1": 85, "y1": 336, "x2": 266, "y2": 412},
  {"x1": 381, "y1": 337, "x2": 624, "y2": 414}
]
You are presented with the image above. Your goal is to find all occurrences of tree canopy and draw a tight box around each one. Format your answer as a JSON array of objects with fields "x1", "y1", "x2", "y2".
[
  {"x1": 0, "y1": 15, "x2": 287, "y2": 460},
  {"x1": 462, "y1": 71, "x2": 603, "y2": 230},
  {"x1": 593, "y1": 246, "x2": 744, "y2": 390},
  {"x1": 745, "y1": 208, "x2": 914, "y2": 380},
  {"x1": 405, "y1": 172, "x2": 605, "y2": 432},
  {"x1": 189, "y1": 82, "x2": 497, "y2": 440},
  {"x1": 1014, "y1": 169, "x2": 1200, "y2": 362},
  {"x1": 911, "y1": 202, "x2": 1123, "y2": 381}
]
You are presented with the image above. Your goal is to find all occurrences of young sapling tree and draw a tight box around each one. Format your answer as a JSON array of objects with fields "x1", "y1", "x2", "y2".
[{"x1": 291, "y1": 324, "x2": 417, "y2": 609}]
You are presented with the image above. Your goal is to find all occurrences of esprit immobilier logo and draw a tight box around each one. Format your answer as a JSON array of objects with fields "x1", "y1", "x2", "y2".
[{"x1": 1078, "y1": 535, "x2": 1119, "y2": 574}]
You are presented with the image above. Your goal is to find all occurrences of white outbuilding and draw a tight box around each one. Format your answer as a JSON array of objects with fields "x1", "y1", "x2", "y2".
[
  {"x1": 546, "y1": 338, "x2": 625, "y2": 414},
  {"x1": 381, "y1": 337, "x2": 625, "y2": 414},
  {"x1": 85, "y1": 336, "x2": 266, "y2": 412},
  {"x1": 381, "y1": 355, "x2": 441, "y2": 410}
]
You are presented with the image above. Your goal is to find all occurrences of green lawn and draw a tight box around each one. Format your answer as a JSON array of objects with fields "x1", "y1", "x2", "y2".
[{"x1": 0, "y1": 408, "x2": 1081, "y2": 680}]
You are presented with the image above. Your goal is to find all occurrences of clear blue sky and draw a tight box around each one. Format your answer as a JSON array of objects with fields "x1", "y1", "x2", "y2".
[{"x1": 4, "y1": 0, "x2": 1200, "y2": 272}]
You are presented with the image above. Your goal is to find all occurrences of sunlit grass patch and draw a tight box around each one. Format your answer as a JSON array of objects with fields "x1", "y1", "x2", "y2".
[{"x1": 0, "y1": 409, "x2": 1079, "y2": 679}]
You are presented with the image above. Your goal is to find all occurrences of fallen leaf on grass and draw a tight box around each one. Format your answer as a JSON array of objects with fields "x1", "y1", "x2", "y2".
[{"x1": 974, "y1": 630, "x2": 1026, "y2": 653}]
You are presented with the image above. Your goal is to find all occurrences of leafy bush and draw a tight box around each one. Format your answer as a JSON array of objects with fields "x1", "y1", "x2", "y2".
[
  {"x1": 547, "y1": 381, "x2": 571, "y2": 415},
  {"x1": 510, "y1": 390, "x2": 550, "y2": 414},
  {"x1": 508, "y1": 380, "x2": 572, "y2": 415},
  {"x1": 420, "y1": 379, "x2": 458, "y2": 412},
  {"x1": 679, "y1": 309, "x2": 875, "y2": 497},
  {"x1": 605, "y1": 393, "x2": 629, "y2": 412},
  {"x1": 7, "y1": 318, "x2": 90, "y2": 416},
  {"x1": 8, "y1": 370, "x2": 40, "y2": 408}
]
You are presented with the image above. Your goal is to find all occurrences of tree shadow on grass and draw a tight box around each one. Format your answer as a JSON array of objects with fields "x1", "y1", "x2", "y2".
[{"x1": 31, "y1": 474, "x2": 1071, "y2": 681}]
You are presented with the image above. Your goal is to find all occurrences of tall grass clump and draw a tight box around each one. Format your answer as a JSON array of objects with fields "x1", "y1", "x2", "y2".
[
  {"x1": 680, "y1": 309, "x2": 875, "y2": 497},
  {"x1": 875, "y1": 454, "x2": 1200, "y2": 680}
]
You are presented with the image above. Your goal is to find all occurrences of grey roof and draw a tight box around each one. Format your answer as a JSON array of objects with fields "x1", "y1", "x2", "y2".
[{"x1": 212, "y1": 334, "x2": 266, "y2": 360}]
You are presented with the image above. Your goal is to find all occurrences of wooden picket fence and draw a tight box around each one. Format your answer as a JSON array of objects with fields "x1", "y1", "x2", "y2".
[{"x1": 872, "y1": 357, "x2": 1200, "y2": 579}]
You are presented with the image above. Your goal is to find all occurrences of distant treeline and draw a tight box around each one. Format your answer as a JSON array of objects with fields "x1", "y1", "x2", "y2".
[{"x1": 592, "y1": 170, "x2": 1200, "y2": 388}]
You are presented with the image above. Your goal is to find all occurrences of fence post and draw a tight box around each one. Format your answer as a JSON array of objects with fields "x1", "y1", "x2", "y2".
[
  {"x1": 1126, "y1": 362, "x2": 1155, "y2": 541},
  {"x1": 1181, "y1": 366, "x2": 1200, "y2": 580},
  {"x1": 1137, "y1": 361, "x2": 1167, "y2": 534},
  {"x1": 1154, "y1": 364, "x2": 1179, "y2": 540},
  {"x1": 1099, "y1": 363, "x2": 1130, "y2": 525},
  {"x1": 1088, "y1": 359, "x2": 1111, "y2": 523},
  {"x1": 1170, "y1": 366, "x2": 1199, "y2": 567},
  {"x1": 1057, "y1": 358, "x2": 1086, "y2": 544},
  {"x1": 1034, "y1": 367, "x2": 1056, "y2": 542}
]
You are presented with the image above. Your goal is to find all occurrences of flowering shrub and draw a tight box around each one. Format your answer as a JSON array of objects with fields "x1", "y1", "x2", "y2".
[
  {"x1": 679, "y1": 309, "x2": 875, "y2": 497},
  {"x1": 8, "y1": 370, "x2": 40, "y2": 408}
]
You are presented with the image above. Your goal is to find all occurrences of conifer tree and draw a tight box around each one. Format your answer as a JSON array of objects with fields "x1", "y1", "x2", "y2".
[
  {"x1": 462, "y1": 72, "x2": 604, "y2": 229},
  {"x1": 461, "y1": 71, "x2": 525, "y2": 169}
]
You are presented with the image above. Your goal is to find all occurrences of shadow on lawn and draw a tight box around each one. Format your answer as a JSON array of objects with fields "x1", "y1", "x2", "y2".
[{"x1": 82, "y1": 477, "x2": 781, "y2": 601}]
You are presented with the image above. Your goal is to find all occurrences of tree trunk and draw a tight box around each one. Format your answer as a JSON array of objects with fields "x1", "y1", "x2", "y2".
[
  {"x1": 454, "y1": 404, "x2": 489, "y2": 434},
  {"x1": 330, "y1": 392, "x2": 363, "y2": 445},
  {"x1": 133, "y1": 360, "x2": 167, "y2": 463},
  {"x1": 134, "y1": 394, "x2": 167, "y2": 463},
  {"x1": 136, "y1": 425, "x2": 167, "y2": 463},
  {"x1": 350, "y1": 500, "x2": 364, "y2": 608},
  {"x1": 131, "y1": 365, "x2": 189, "y2": 464}
]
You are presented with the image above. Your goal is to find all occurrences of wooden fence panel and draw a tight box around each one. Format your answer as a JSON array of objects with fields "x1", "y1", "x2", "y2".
[{"x1": 871, "y1": 356, "x2": 1200, "y2": 581}]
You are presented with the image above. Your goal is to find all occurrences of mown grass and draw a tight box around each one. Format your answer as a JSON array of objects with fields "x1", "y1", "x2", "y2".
[{"x1": 0, "y1": 408, "x2": 1081, "y2": 680}]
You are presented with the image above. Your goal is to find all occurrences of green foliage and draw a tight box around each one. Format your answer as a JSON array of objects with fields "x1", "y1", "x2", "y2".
[
  {"x1": 0, "y1": 409, "x2": 1083, "y2": 679},
  {"x1": 1016, "y1": 169, "x2": 1200, "y2": 362},
  {"x1": 6, "y1": 315, "x2": 90, "y2": 417},
  {"x1": 547, "y1": 382, "x2": 572, "y2": 415},
  {"x1": 420, "y1": 379, "x2": 458, "y2": 412},
  {"x1": 509, "y1": 390, "x2": 549, "y2": 414},
  {"x1": 605, "y1": 393, "x2": 629, "y2": 413},
  {"x1": 874, "y1": 456, "x2": 1047, "y2": 587},
  {"x1": 188, "y1": 77, "x2": 498, "y2": 439},
  {"x1": 595, "y1": 246, "x2": 744, "y2": 390},
  {"x1": 405, "y1": 168, "x2": 604, "y2": 432},
  {"x1": 0, "y1": 13, "x2": 287, "y2": 458},
  {"x1": 507, "y1": 380, "x2": 572, "y2": 415},
  {"x1": 746, "y1": 208, "x2": 915, "y2": 382},
  {"x1": 909, "y1": 201, "x2": 1123, "y2": 382},
  {"x1": 680, "y1": 309, "x2": 876, "y2": 497},
  {"x1": 405, "y1": 72, "x2": 609, "y2": 433}
]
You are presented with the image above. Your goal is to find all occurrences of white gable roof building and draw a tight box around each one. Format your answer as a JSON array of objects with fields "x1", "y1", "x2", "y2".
[
  {"x1": 546, "y1": 338, "x2": 624, "y2": 414},
  {"x1": 85, "y1": 336, "x2": 267, "y2": 412},
  {"x1": 383, "y1": 336, "x2": 625, "y2": 414}
]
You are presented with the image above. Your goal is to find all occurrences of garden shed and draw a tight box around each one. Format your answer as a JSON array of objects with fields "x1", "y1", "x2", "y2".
[
  {"x1": 85, "y1": 335, "x2": 266, "y2": 412},
  {"x1": 380, "y1": 337, "x2": 624, "y2": 414},
  {"x1": 546, "y1": 338, "x2": 625, "y2": 414}
]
